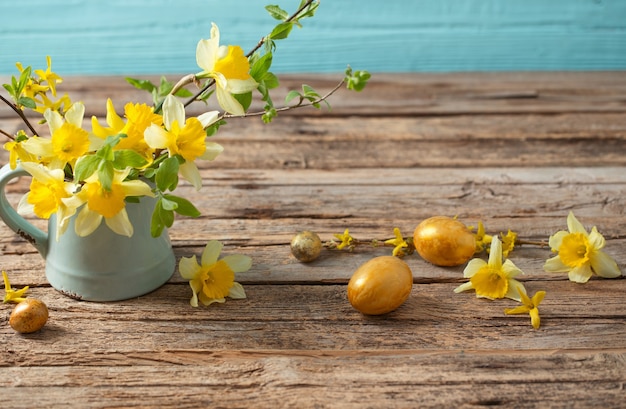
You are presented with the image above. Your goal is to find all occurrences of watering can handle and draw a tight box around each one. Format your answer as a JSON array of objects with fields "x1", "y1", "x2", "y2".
[{"x1": 0, "y1": 163, "x2": 48, "y2": 257}]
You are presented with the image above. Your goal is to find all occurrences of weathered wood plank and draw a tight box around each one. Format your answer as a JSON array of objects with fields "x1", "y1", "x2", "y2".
[
  {"x1": 1, "y1": 282, "x2": 624, "y2": 355},
  {"x1": 2, "y1": 73, "x2": 626, "y2": 120},
  {"x1": 2, "y1": 350, "x2": 625, "y2": 409}
]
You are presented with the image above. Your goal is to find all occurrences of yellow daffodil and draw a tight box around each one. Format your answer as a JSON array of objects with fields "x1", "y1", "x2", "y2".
[
  {"x1": 144, "y1": 94, "x2": 222, "y2": 189},
  {"x1": 504, "y1": 287, "x2": 546, "y2": 329},
  {"x1": 92, "y1": 99, "x2": 162, "y2": 161},
  {"x1": 22, "y1": 102, "x2": 99, "y2": 168},
  {"x1": 543, "y1": 211, "x2": 621, "y2": 283},
  {"x1": 17, "y1": 162, "x2": 79, "y2": 240},
  {"x1": 179, "y1": 240, "x2": 252, "y2": 307},
  {"x1": 196, "y1": 23, "x2": 258, "y2": 115},
  {"x1": 68, "y1": 168, "x2": 154, "y2": 237},
  {"x1": 2, "y1": 270, "x2": 29, "y2": 303},
  {"x1": 334, "y1": 228, "x2": 354, "y2": 250},
  {"x1": 454, "y1": 236, "x2": 526, "y2": 301},
  {"x1": 385, "y1": 227, "x2": 408, "y2": 257}
]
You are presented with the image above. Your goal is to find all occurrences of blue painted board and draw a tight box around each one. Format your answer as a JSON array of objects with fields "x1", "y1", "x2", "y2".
[{"x1": 1, "y1": 0, "x2": 625, "y2": 75}]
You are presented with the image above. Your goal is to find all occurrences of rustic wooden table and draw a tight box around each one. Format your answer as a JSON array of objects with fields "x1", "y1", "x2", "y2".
[{"x1": 0, "y1": 72, "x2": 625, "y2": 408}]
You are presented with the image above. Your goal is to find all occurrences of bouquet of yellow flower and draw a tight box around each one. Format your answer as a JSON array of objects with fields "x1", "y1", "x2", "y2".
[{"x1": 0, "y1": 0, "x2": 369, "y2": 240}]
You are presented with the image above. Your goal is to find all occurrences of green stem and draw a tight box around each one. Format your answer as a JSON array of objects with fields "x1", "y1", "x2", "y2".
[{"x1": 223, "y1": 78, "x2": 344, "y2": 119}]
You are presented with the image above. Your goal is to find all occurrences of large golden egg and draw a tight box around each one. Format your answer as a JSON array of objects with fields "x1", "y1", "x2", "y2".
[
  {"x1": 413, "y1": 216, "x2": 476, "y2": 266},
  {"x1": 347, "y1": 256, "x2": 413, "y2": 315}
]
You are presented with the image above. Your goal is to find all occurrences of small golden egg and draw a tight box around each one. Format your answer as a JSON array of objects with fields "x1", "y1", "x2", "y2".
[
  {"x1": 290, "y1": 231, "x2": 323, "y2": 262},
  {"x1": 347, "y1": 256, "x2": 413, "y2": 315},
  {"x1": 413, "y1": 216, "x2": 476, "y2": 266},
  {"x1": 9, "y1": 299, "x2": 49, "y2": 334}
]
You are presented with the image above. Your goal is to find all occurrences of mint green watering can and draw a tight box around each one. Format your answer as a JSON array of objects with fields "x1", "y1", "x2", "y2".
[{"x1": 0, "y1": 163, "x2": 175, "y2": 301}]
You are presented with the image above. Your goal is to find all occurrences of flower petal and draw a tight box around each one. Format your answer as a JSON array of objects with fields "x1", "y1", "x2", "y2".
[
  {"x1": 568, "y1": 265, "x2": 593, "y2": 283},
  {"x1": 487, "y1": 236, "x2": 503, "y2": 268},
  {"x1": 501, "y1": 259, "x2": 524, "y2": 278},
  {"x1": 144, "y1": 123, "x2": 171, "y2": 150},
  {"x1": 228, "y1": 282, "x2": 246, "y2": 299},
  {"x1": 197, "y1": 111, "x2": 220, "y2": 128},
  {"x1": 548, "y1": 231, "x2": 568, "y2": 251},
  {"x1": 503, "y1": 278, "x2": 525, "y2": 302},
  {"x1": 179, "y1": 255, "x2": 200, "y2": 279},
  {"x1": 104, "y1": 209, "x2": 133, "y2": 237},
  {"x1": 200, "y1": 142, "x2": 223, "y2": 161},
  {"x1": 227, "y1": 78, "x2": 258, "y2": 95},
  {"x1": 453, "y1": 281, "x2": 474, "y2": 294},
  {"x1": 65, "y1": 102, "x2": 85, "y2": 127},
  {"x1": 462, "y1": 258, "x2": 486, "y2": 278},
  {"x1": 543, "y1": 255, "x2": 569, "y2": 273},
  {"x1": 588, "y1": 227, "x2": 605, "y2": 250},
  {"x1": 529, "y1": 307, "x2": 541, "y2": 329},
  {"x1": 216, "y1": 86, "x2": 245, "y2": 115},
  {"x1": 75, "y1": 207, "x2": 103, "y2": 237},
  {"x1": 222, "y1": 254, "x2": 252, "y2": 273},
  {"x1": 201, "y1": 240, "x2": 223, "y2": 266},
  {"x1": 567, "y1": 211, "x2": 587, "y2": 235},
  {"x1": 162, "y1": 95, "x2": 185, "y2": 130},
  {"x1": 179, "y1": 161, "x2": 202, "y2": 191},
  {"x1": 590, "y1": 250, "x2": 622, "y2": 278},
  {"x1": 121, "y1": 180, "x2": 155, "y2": 198}
]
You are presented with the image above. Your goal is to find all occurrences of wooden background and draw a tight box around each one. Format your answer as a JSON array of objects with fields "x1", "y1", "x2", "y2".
[{"x1": 1, "y1": 0, "x2": 626, "y2": 75}]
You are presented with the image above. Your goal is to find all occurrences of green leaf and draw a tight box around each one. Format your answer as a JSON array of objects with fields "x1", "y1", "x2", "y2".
[
  {"x1": 17, "y1": 97, "x2": 36, "y2": 109},
  {"x1": 205, "y1": 119, "x2": 226, "y2": 137},
  {"x1": 265, "y1": 5, "x2": 289, "y2": 20},
  {"x1": 250, "y1": 52, "x2": 273, "y2": 81},
  {"x1": 160, "y1": 196, "x2": 178, "y2": 211},
  {"x1": 234, "y1": 92, "x2": 252, "y2": 112},
  {"x1": 113, "y1": 149, "x2": 149, "y2": 169},
  {"x1": 155, "y1": 156, "x2": 179, "y2": 192},
  {"x1": 74, "y1": 155, "x2": 101, "y2": 182},
  {"x1": 2, "y1": 83, "x2": 13, "y2": 96},
  {"x1": 164, "y1": 194, "x2": 201, "y2": 217},
  {"x1": 285, "y1": 90, "x2": 302, "y2": 104},
  {"x1": 262, "y1": 72, "x2": 280, "y2": 89},
  {"x1": 125, "y1": 77, "x2": 157, "y2": 92},
  {"x1": 269, "y1": 22, "x2": 293, "y2": 40},
  {"x1": 173, "y1": 88, "x2": 194, "y2": 98},
  {"x1": 97, "y1": 160, "x2": 115, "y2": 191},
  {"x1": 17, "y1": 66, "x2": 32, "y2": 94},
  {"x1": 345, "y1": 68, "x2": 371, "y2": 92}
]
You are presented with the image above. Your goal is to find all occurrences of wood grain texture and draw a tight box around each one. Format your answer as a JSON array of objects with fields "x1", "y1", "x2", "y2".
[{"x1": 0, "y1": 72, "x2": 625, "y2": 408}]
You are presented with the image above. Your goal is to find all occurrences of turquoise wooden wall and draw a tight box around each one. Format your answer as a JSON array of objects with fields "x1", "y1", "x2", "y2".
[{"x1": 1, "y1": 0, "x2": 625, "y2": 75}]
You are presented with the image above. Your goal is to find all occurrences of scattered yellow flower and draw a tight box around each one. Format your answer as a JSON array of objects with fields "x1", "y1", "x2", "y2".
[
  {"x1": 334, "y1": 228, "x2": 354, "y2": 250},
  {"x1": 454, "y1": 236, "x2": 526, "y2": 301},
  {"x1": 2, "y1": 271, "x2": 29, "y2": 303},
  {"x1": 505, "y1": 287, "x2": 546, "y2": 329},
  {"x1": 472, "y1": 221, "x2": 493, "y2": 253},
  {"x1": 34, "y1": 56, "x2": 63, "y2": 97},
  {"x1": 179, "y1": 240, "x2": 252, "y2": 307},
  {"x1": 384, "y1": 227, "x2": 408, "y2": 257},
  {"x1": 543, "y1": 212, "x2": 621, "y2": 283},
  {"x1": 499, "y1": 229, "x2": 517, "y2": 258}
]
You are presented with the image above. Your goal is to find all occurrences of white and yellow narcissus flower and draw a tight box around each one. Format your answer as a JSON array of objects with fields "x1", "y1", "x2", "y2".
[
  {"x1": 66, "y1": 168, "x2": 154, "y2": 237},
  {"x1": 195, "y1": 22, "x2": 258, "y2": 115},
  {"x1": 454, "y1": 236, "x2": 526, "y2": 301},
  {"x1": 179, "y1": 240, "x2": 252, "y2": 307},
  {"x1": 543, "y1": 212, "x2": 621, "y2": 283},
  {"x1": 144, "y1": 94, "x2": 223, "y2": 190},
  {"x1": 21, "y1": 102, "x2": 102, "y2": 169},
  {"x1": 17, "y1": 162, "x2": 80, "y2": 240}
]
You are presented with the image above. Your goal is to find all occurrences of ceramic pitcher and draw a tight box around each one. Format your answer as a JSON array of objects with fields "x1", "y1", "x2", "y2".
[{"x1": 0, "y1": 163, "x2": 175, "y2": 301}]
